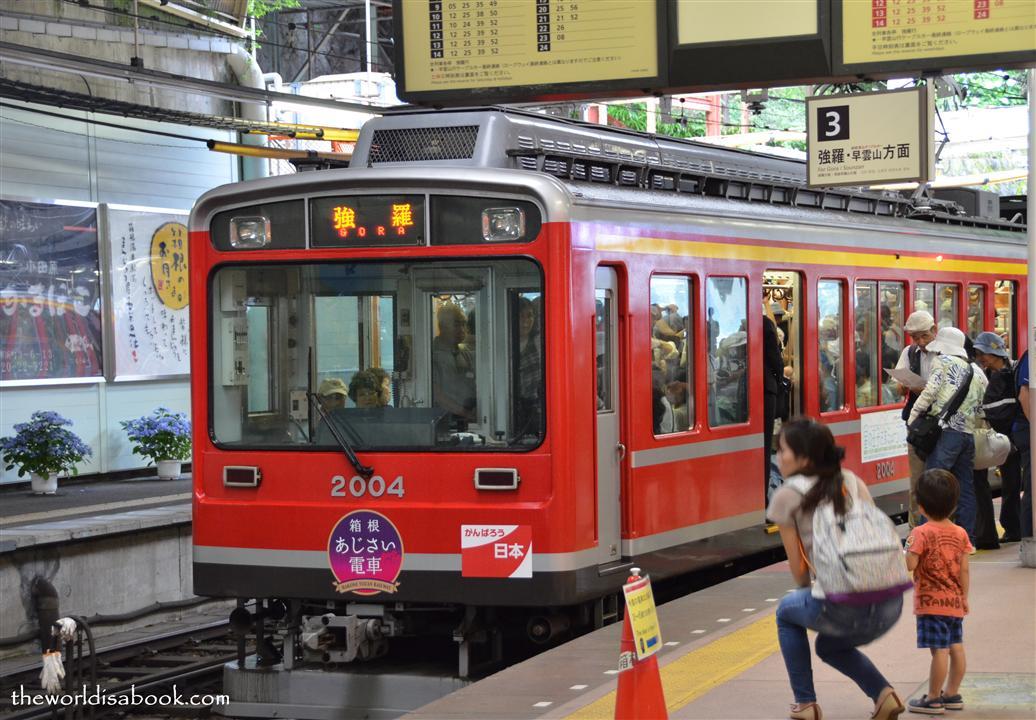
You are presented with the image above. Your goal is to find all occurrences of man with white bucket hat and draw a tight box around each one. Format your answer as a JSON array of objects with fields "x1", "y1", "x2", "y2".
[
  {"x1": 908, "y1": 327, "x2": 988, "y2": 543},
  {"x1": 896, "y1": 310, "x2": 939, "y2": 527}
]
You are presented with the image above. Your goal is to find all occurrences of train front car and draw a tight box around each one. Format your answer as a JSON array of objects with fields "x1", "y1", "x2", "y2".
[{"x1": 188, "y1": 159, "x2": 613, "y2": 678}]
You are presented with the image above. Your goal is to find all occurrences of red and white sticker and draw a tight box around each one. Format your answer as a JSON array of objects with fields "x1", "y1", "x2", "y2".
[{"x1": 461, "y1": 525, "x2": 532, "y2": 578}]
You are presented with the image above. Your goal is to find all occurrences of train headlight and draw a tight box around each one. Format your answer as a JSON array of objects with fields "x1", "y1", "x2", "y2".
[
  {"x1": 482, "y1": 207, "x2": 525, "y2": 242},
  {"x1": 230, "y1": 216, "x2": 272, "y2": 249}
]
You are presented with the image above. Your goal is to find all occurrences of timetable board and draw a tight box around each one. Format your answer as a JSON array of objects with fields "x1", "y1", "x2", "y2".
[
  {"x1": 395, "y1": 0, "x2": 663, "y2": 103},
  {"x1": 836, "y1": 0, "x2": 1036, "y2": 74}
]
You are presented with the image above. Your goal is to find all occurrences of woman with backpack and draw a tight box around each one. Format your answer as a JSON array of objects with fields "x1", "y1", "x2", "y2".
[{"x1": 767, "y1": 418, "x2": 908, "y2": 720}]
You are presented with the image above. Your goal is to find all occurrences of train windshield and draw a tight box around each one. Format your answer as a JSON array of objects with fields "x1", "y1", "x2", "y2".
[{"x1": 210, "y1": 259, "x2": 544, "y2": 451}]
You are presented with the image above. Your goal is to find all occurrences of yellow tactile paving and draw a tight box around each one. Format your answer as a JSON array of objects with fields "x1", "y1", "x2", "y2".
[{"x1": 564, "y1": 614, "x2": 779, "y2": 719}]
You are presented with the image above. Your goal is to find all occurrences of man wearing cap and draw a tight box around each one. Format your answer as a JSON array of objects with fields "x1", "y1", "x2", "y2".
[
  {"x1": 908, "y1": 327, "x2": 988, "y2": 543},
  {"x1": 896, "y1": 311, "x2": 938, "y2": 527},
  {"x1": 972, "y1": 332, "x2": 1018, "y2": 547},
  {"x1": 315, "y1": 378, "x2": 349, "y2": 444}
]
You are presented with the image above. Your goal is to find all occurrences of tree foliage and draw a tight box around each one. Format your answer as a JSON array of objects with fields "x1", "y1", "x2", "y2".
[{"x1": 248, "y1": 0, "x2": 301, "y2": 19}]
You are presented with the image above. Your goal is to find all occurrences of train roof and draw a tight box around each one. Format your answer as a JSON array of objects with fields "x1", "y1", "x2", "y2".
[{"x1": 351, "y1": 107, "x2": 1025, "y2": 234}]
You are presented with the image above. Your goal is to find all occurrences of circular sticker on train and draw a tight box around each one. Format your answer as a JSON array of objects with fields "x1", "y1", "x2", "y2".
[{"x1": 328, "y1": 510, "x2": 404, "y2": 595}]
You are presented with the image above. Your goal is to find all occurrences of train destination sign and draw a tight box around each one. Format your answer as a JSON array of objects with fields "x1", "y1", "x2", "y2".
[
  {"x1": 806, "y1": 87, "x2": 933, "y2": 188},
  {"x1": 394, "y1": 0, "x2": 663, "y2": 103},
  {"x1": 310, "y1": 195, "x2": 425, "y2": 247},
  {"x1": 835, "y1": 0, "x2": 1036, "y2": 75}
]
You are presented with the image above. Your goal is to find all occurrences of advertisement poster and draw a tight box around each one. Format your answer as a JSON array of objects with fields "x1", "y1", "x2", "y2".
[
  {"x1": 0, "y1": 200, "x2": 102, "y2": 382},
  {"x1": 107, "y1": 207, "x2": 190, "y2": 379}
]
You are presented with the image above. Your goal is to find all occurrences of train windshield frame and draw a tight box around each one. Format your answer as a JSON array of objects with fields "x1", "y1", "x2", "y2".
[{"x1": 209, "y1": 258, "x2": 545, "y2": 452}]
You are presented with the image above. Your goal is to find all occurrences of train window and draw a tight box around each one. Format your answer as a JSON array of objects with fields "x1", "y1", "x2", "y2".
[
  {"x1": 650, "y1": 276, "x2": 693, "y2": 434},
  {"x1": 818, "y1": 279, "x2": 845, "y2": 413},
  {"x1": 596, "y1": 290, "x2": 613, "y2": 412},
  {"x1": 246, "y1": 304, "x2": 274, "y2": 414},
  {"x1": 936, "y1": 283, "x2": 959, "y2": 329},
  {"x1": 706, "y1": 277, "x2": 748, "y2": 426},
  {"x1": 209, "y1": 259, "x2": 544, "y2": 451},
  {"x1": 879, "y1": 282, "x2": 905, "y2": 404},
  {"x1": 994, "y1": 281, "x2": 1016, "y2": 356},
  {"x1": 765, "y1": 271, "x2": 802, "y2": 418},
  {"x1": 914, "y1": 282, "x2": 934, "y2": 314},
  {"x1": 510, "y1": 291, "x2": 543, "y2": 436},
  {"x1": 967, "y1": 284, "x2": 985, "y2": 340},
  {"x1": 854, "y1": 281, "x2": 879, "y2": 408}
]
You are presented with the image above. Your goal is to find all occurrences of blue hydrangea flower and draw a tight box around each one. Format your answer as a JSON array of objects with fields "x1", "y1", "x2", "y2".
[
  {"x1": 0, "y1": 411, "x2": 92, "y2": 478},
  {"x1": 120, "y1": 408, "x2": 192, "y2": 464}
]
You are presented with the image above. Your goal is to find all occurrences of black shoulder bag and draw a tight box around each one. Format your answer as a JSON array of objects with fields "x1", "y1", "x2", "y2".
[{"x1": 906, "y1": 364, "x2": 974, "y2": 460}]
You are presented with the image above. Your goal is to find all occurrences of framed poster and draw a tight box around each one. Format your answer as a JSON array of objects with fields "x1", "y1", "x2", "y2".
[
  {"x1": 0, "y1": 199, "x2": 103, "y2": 384},
  {"x1": 105, "y1": 206, "x2": 191, "y2": 380}
]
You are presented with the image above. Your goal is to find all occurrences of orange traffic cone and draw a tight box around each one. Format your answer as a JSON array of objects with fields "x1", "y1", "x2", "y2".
[{"x1": 614, "y1": 572, "x2": 667, "y2": 720}]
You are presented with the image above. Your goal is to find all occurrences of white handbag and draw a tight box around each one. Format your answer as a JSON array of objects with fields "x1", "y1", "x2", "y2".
[{"x1": 974, "y1": 424, "x2": 1011, "y2": 470}]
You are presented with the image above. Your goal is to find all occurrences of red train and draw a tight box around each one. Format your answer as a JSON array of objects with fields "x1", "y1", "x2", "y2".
[{"x1": 189, "y1": 109, "x2": 1026, "y2": 678}]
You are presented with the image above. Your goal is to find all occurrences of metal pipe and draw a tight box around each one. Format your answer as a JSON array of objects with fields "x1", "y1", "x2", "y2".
[
  {"x1": 1025, "y1": 66, "x2": 1036, "y2": 565},
  {"x1": 366, "y1": 0, "x2": 374, "y2": 87}
]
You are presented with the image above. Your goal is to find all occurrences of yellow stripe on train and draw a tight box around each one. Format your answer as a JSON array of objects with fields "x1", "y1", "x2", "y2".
[{"x1": 595, "y1": 235, "x2": 1027, "y2": 276}]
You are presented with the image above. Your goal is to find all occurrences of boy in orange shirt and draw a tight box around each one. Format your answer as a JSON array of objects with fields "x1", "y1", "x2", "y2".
[{"x1": 905, "y1": 469, "x2": 972, "y2": 714}]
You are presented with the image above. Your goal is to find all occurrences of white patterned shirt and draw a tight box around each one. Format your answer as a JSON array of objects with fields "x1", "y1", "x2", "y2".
[{"x1": 908, "y1": 355, "x2": 988, "y2": 434}]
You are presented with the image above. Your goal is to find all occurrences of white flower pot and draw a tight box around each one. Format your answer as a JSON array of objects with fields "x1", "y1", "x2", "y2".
[
  {"x1": 156, "y1": 460, "x2": 182, "y2": 480},
  {"x1": 30, "y1": 473, "x2": 58, "y2": 495}
]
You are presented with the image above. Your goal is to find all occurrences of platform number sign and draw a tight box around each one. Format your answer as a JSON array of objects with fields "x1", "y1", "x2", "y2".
[
  {"x1": 817, "y1": 105, "x2": 850, "y2": 142},
  {"x1": 806, "y1": 88, "x2": 931, "y2": 189}
]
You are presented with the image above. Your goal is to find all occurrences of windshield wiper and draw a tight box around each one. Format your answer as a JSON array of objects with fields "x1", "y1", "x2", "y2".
[{"x1": 309, "y1": 391, "x2": 374, "y2": 479}]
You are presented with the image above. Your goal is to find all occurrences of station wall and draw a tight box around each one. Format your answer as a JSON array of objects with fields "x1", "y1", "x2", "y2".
[{"x1": 0, "y1": 103, "x2": 238, "y2": 484}]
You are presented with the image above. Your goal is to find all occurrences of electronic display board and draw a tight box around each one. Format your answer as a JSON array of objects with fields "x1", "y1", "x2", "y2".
[
  {"x1": 668, "y1": 0, "x2": 833, "y2": 92},
  {"x1": 676, "y1": 0, "x2": 818, "y2": 44},
  {"x1": 310, "y1": 195, "x2": 425, "y2": 247},
  {"x1": 835, "y1": 0, "x2": 1036, "y2": 75},
  {"x1": 394, "y1": 0, "x2": 664, "y2": 104}
]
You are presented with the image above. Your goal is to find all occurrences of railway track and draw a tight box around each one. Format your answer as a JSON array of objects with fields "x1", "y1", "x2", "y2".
[{"x1": 0, "y1": 622, "x2": 241, "y2": 720}]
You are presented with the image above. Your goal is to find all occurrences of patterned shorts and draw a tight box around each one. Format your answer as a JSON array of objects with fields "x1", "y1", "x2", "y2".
[{"x1": 916, "y1": 614, "x2": 963, "y2": 649}]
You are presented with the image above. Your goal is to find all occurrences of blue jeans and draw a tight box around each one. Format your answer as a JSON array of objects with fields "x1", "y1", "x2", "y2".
[
  {"x1": 776, "y1": 588, "x2": 902, "y2": 704},
  {"x1": 926, "y1": 429, "x2": 976, "y2": 543}
]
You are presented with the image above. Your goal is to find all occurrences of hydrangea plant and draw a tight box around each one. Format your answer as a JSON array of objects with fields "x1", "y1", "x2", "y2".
[
  {"x1": 0, "y1": 411, "x2": 92, "y2": 478},
  {"x1": 121, "y1": 408, "x2": 192, "y2": 465}
]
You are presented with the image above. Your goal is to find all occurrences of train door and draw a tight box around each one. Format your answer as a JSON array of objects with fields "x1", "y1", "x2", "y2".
[
  {"x1": 763, "y1": 270, "x2": 802, "y2": 501},
  {"x1": 594, "y1": 268, "x2": 623, "y2": 564}
]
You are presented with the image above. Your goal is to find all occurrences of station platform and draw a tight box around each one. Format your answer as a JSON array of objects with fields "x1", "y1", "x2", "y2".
[
  {"x1": 1, "y1": 474, "x2": 191, "y2": 551},
  {"x1": 408, "y1": 543, "x2": 1035, "y2": 720},
  {"x1": 1, "y1": 473, "x2": 201, "y2": 660}
]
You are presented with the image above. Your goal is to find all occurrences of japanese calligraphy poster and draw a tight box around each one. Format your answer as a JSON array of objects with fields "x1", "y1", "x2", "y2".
[
  {"x1": 807, "y1": 87, "x2": 933, "y2": 188},
  {"x1": 461, "y1": 524, "x2": 533, "y2": 578},
  {"x1": 398, "y1": 0, "x2": 659, "y2": 97},
  {"x1": 0, "y1": 200, "x2": 103, "y2": 382},
  {"x1": 841, "y1": 0, "x2": 1036, "y2": 69},
  {"x1": 107, "y1": 207, "x2": 190, "y2": 379}
]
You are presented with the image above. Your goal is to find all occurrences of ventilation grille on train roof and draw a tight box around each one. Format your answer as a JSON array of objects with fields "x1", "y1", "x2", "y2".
[{"x1": 367, "y1": 125, "x2": 479, "y2": 163}]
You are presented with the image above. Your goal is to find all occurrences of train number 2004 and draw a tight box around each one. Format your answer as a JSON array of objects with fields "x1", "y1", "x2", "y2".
[
  {"x1": 331, "y1": 475, "x2": 405, "y2": 498},
  {"x1": 875, "y1": 461, "x2": 896, "y2": 481}
]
